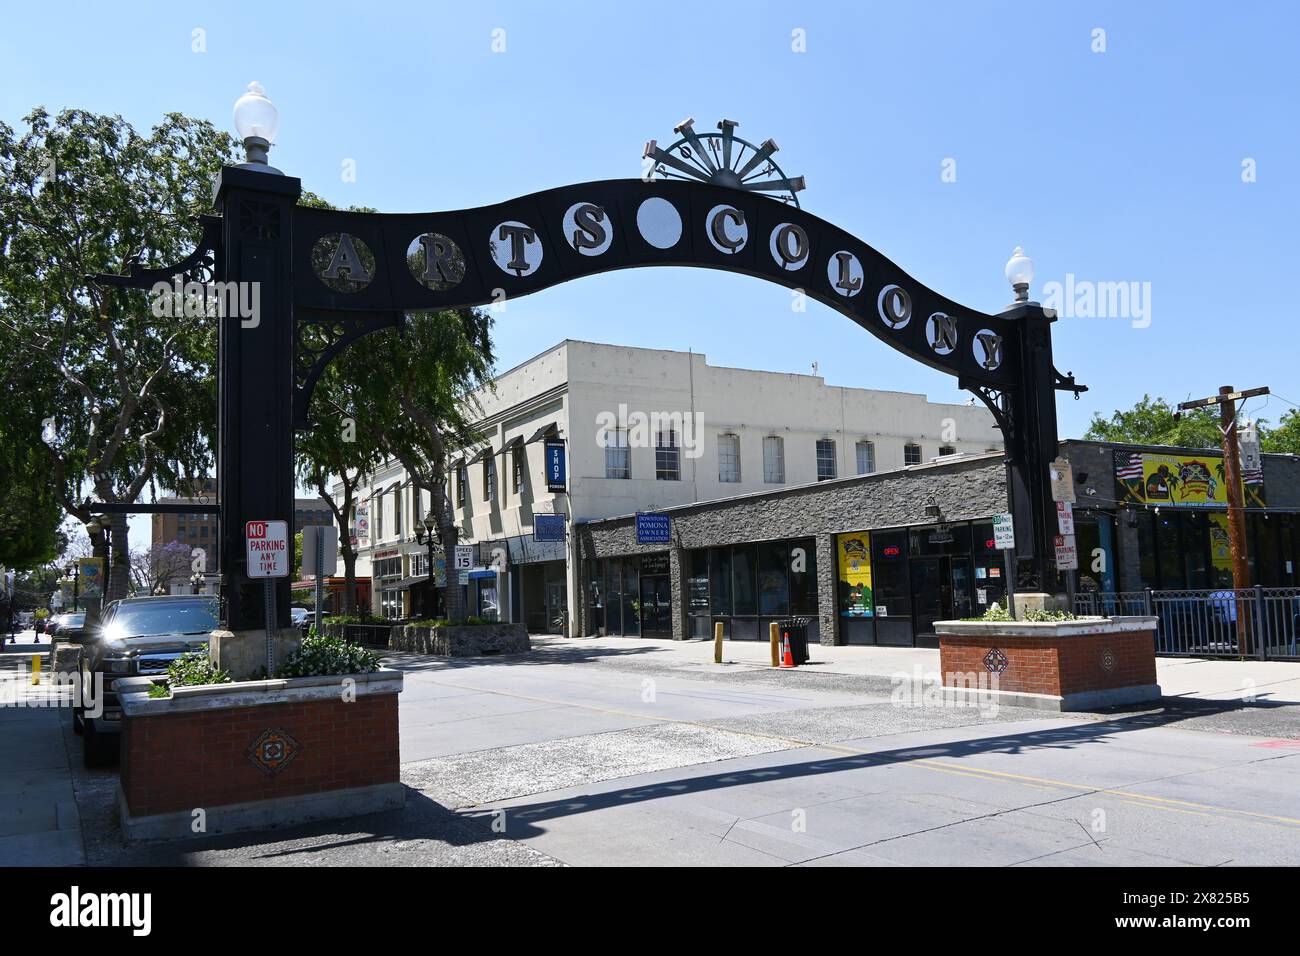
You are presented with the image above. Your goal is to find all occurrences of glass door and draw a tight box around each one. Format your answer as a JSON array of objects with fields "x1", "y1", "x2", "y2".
[
  {"x1": 910, "y1": 556, "x2": 952, "y2": 643},
  {"x1": 639, "y1": 575, "x2": 672, "y2": 637}
]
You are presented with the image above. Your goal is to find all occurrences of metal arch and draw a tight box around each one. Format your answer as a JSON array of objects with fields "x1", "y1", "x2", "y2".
[
  {"x1": 88, "y1": 215, "x2": 223, "y2": 290},
  {"x1": 289, "y1": 178, "x2": 1025, "y2": 393},
  {"x1": 642, "y1": 118, "x2": 805, "y2": 207},
  {"x1": 293, "y1": 311, "x2": 405, "y2": 428}
]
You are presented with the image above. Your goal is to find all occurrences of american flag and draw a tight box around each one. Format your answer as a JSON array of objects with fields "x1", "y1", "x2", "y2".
[{"x1": 1114, "y1": 451, "x2": 1143, "y2": 479}]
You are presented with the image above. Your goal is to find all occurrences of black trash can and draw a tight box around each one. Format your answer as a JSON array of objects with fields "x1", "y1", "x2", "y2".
[{"x1": 779, "y1": 617, "x2": 811, "y2": 665}]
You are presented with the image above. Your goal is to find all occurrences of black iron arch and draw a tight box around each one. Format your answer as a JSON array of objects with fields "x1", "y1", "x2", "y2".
[
  {"x1": 292, "y1": 178, "x2": 1025, "y2": 427},
  {"x1": 93, "y1": 166, "x2": 1085, "y2": 630}
]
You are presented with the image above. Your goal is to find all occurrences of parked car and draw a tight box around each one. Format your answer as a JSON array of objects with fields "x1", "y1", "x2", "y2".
[
  {"x1": 53, "y1": 613, "x2": 88, "y2": 643},
  {"x1": 44, "y1": 614, "x2": 66, "y2": 638},
  {"x1": 290, "y1": 607, "x2": 309, "y2": 629},
  {"x1": 301, "y1": 609, "x2": 331, "y2": 632},
  {"x1": 73, "y1": 595, "x2": 218, "y2": 768}
]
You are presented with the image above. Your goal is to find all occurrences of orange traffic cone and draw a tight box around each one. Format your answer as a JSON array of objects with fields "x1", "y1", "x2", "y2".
[{"x1": 779, "y1": 635, "x2": 795, "y2": 669}]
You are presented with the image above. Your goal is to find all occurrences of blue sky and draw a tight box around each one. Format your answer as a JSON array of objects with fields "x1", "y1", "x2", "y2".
[{"x1": 3, "y1": 2, "x2": 1296, "y2": 549}]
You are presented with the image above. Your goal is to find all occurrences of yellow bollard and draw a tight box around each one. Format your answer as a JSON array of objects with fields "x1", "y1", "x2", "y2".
[
  {"x1": 713, "y1": 621, "x2": 724, "y2": 664},
  {"x1": 31, "y1": 654, "x2": 41, "y2": 685},
  {"x1": 770, "y1": 622, "x2": 780, "y2": 668}
]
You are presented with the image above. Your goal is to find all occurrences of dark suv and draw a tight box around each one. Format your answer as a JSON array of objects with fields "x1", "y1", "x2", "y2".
[{"x1": 73, "y1": 595, "x2": 218, "y2": 767}]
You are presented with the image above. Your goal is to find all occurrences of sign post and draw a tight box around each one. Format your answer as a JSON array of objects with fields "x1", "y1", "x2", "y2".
[
  {"x1": 992, "y1": 512, "x2": 1017, "y2": 618},
  {"x1": 246, "y1": 520, "x2": 290, "y2": 675},
  {"x1": 302, "y1": 525, "x2": 339, "y2": 635}
]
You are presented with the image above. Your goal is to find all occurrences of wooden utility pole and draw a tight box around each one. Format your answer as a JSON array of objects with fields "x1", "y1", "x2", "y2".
[{"x1": 1178, "y1": 385, "x2": 1268, "y2": 655}]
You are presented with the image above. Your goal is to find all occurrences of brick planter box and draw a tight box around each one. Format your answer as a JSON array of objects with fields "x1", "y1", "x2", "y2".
[
  {"x1": 934, "y1": 617, "x2": 1161, "y2": 711},
  {"x1": 115, "y1": 670, "x2": 404, "y2": 841},
  {"x1": 389, "y1": 622, "x2": 530, "y2": 656}
]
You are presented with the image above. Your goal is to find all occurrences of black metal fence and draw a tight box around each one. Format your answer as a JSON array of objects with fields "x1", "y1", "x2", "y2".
[{"x1": 1074, "y1": 588, "x2": 1300, "y2": 660}]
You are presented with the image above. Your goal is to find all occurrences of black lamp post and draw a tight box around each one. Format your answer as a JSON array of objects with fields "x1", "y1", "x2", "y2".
[
  {"x1": 65, "y1": 562, "x2": 80, "y2": 613},
  {"x1": 414, "y1": 511, "x2": 439, "y2": 618}
]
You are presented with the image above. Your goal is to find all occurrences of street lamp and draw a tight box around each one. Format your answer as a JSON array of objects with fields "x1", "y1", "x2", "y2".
[
  {"x1": 233, "y1": 81, "x2": 282, "y2": 172},
  {"x1": 190, "y1": 571, "x2": 205, "y2": 595},
  {"x1": 415, "y1": 511, "x2": 439, "y2": 618},
  {"x1": 65, "y1": 562, "x2": 80, "y2": 613},
  {"x1": 1004, "y1": 246, "x2": 1034, "y2": 304}
]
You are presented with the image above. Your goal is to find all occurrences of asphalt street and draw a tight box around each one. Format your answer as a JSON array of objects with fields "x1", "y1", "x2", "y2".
[{"x1": 13, "y1": 635, "x2": 1300, "y2": 866}]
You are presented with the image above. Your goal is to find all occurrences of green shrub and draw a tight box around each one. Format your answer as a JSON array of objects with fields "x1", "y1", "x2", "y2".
[
  {"x1": 276, "y1": 633, "x2": 380, "y2": 678},
  {"x1": 981, "y1": 602, "x2": 1014, "y2": 622},
  {"x1": 1023, "y1": 608, "x2": 1077, "y2": 622},
  {"x1": 168, "y1": 652, "x2": 233, "y2": 687},
  {"x1": 407, "y1": 616, "x2": 493, "y2": 628}
]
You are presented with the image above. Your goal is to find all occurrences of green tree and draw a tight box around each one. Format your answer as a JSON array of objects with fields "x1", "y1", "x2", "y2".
[
  {"x1": 345, "y1": 308, "x2": 496, "y2": 621},
  {"x1": 0, "y1": 404, "x2": 63, "y2": 569},
  {"x1": 1261, "y1": 409, "x2": 1300, "y2": 455},
  {"x1": 0, "y1": 108, "x2": 237, "y2": 607},
  {"x1": 296, "y1": 359, "x2": 384, "y2": 615},
  {"x1": 1084, "y1": 395, "x2": 1220, "y2": 448}
]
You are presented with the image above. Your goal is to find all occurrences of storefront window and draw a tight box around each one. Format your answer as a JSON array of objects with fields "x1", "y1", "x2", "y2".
[
  {"x1": 789, "y1": 539, "x2": 817, "y2": 615},
  {"x1": 837, "y1": 531, "x2": 873, "y2": 617},
  {"x1": 621, "y1": 558, "x2": 640, "y2": 635},
  {"x1": 1155, "y1": 514, "x2": 1182, "y2": 589},
  {"x1": 605, "y1": 560, "x2": 623, "y2": 633},
  {"x1": 710, "y1": 547, "x2": 732, "y2": 616},
  {"x1": 757, "y1": 542, "x2": 790, "y2": 616},
  {"x1": 871, "y1": 530, "x2": 910, "y2": 618},
  {"x1": 731, "y1": 545, "x2": 757, "y2": 615}
]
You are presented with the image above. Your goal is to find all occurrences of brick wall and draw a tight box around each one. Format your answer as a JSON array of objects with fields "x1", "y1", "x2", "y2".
[
  {"x1": 939, "y1": 627, "x2": 1156, "y2": 698},
  {"x1": 120, "y1": 693, "x2": 399, "y2": 818}
]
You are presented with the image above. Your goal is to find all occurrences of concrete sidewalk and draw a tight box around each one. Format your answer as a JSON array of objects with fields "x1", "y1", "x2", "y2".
[
  {"x1": 540, "y1": 635, "x2": 1300, "y2": 704},
  {"x1": 0, "y1": 655, "x2": 85, "y2": 865}
]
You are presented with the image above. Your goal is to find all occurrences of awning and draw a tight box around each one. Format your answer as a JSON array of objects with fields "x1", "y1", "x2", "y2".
[
  {"x1": 498, "y1": 435, "x2": 524, "y2": 456},
  {"x1": 468, "y1": 569, "x2": 498, "y2": 580},
  {"x1": 465, "y1": 446, "x2": 493, "y2": 465},
  {"x1": 394, "y1": 574, "x2": 430, "y2": 590},
  {"x1": 526, "y1": 423, "x2": 559, "y2": 444}
]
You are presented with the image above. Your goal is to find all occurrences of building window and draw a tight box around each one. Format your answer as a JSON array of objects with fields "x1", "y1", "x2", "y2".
[
  {"x1": 604, "y1": 428, "x2": 630, "y2": 480},
  {"x1": 375, "y1": 495, "x2": 384, "y2": 539},
  {"x1": 512, "y1": 445, "x2": 525, "y2": 493},
  {"x1": 763, "y1": 435, "x2": 785, "y2": 483},
  {"x1": 718, "y1": 433, "x2": 741, "y2": 483},
  {"x1": 855, "y1": 440, "x2": 875, "y2": 475},
  {"x1": 939, "y1": 445, "x2": 956, "y2": 457},
  {"x1": 904, "y1": 443, "x2": 923, "y2": 466},
  {"x1": 456, "y1": 464, "x2": 468, "y2": 507},
  {"x1": 816, "y1": 439, "x2": 837, "y2": 481},
  {"x1": 656, "y1": 429, "x2": 680, "y2": 481},
  {"x1": 483, "y1": 456, "x2": 496, "y2": 502},
  {"x1": 394, "y1": 487, "x2": 403, "y2": 538}
]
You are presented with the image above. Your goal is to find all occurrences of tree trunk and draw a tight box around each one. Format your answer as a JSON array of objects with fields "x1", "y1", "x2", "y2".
[
  {"x1": 108, "y1": 512, "x2": 131, "y2": 602},
  {"x1": 342, "y1": 546, "x2": 358, "y2": 616},
  {"x1": 439, "y1": 499, "x2": 464, "y2": 622}
]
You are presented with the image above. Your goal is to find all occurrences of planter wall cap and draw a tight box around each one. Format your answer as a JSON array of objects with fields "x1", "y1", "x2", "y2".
[
  {"x1": 933, "y1": 616, "x2": 1158, "y2": 638},
  {"x1": 119, "y1": 668, "x2": 404, "y2": 717}
]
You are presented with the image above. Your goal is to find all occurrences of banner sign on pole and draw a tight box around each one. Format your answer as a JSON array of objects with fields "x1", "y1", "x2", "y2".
[
  {"x1": 245, "y1": 520, "x2": 290, "y2": 578},
  {"x1": 636, "y1": 512, "x2": 671, "y2": 544},
  {"x1": 545, "y1": 439, "x2": 567, "y2": 493}
]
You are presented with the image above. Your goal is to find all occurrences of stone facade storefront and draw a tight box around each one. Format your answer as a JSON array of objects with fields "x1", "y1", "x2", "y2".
[{"x1": 576, "y1": 454, "x2": 1008, "y2": 646}]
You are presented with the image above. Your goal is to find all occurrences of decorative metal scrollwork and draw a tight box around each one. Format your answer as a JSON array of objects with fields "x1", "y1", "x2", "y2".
[
  {"x1": 87, "y1": 215, "x2": 223, "y2": 291},
  {"x1": 293, "y1": 312, "x2": 404, "y2": 428}
]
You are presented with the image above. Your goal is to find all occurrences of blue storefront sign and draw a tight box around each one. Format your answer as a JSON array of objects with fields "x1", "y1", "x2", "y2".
[
  {"x1": 636, "y1": 512, "x2": 672, "y2": 544},
  {"x1": 545, "y1": 439, "x2": 566, "y2": 493},
  {"x1": 534, "y1": 514, "x2": 567, "y2": 542}
]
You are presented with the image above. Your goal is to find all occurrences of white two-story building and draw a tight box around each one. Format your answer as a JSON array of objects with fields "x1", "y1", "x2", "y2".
[{"x1": 336, "y1": 339, "x2": 1003, "y2": 631}]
